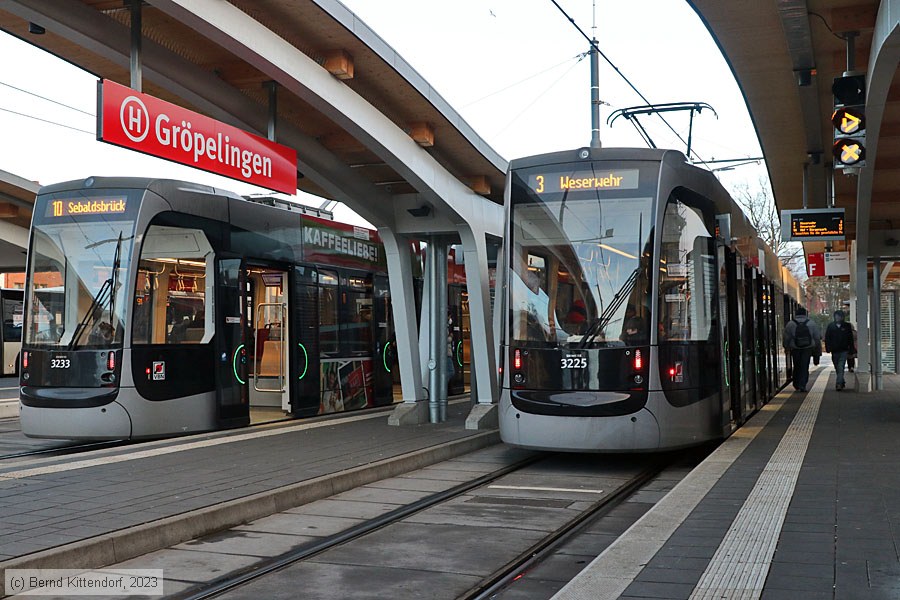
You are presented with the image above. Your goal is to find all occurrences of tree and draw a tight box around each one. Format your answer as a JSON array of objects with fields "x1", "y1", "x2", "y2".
[{"x1": 730, "y1": 177, "x2": 805, "y2": 280}]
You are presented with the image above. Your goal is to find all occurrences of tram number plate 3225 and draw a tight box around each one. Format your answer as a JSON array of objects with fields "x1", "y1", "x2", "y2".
[
  {"x1": 50, "y1": 357, "x2": 71, "y2": 369},
  {"x1": 560, "y1": 356, "x2": 587, "y2": 369}
]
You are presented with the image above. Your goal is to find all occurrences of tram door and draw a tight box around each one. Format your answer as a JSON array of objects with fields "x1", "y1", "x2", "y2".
[
  {"x1": 245, "y1": 267, "x2": 290, "y2": 416},
  {"x1": 373, "y1": 275, "x2": 396, "y2": 404},
  {"x1": 448, "y1": 285, "x2": 467, "y2": 395},
  {"x1": 291, "y1": 266, "x2": 320, "y2": 418},
  {"x1": 716, "y1": 242, "x2": 740, "y2": 433},
  {"x1": 215, "y1": 258, "x2": 249, "y2": 428},
  {"x1": 743, "y1": 265, "x2": 759, "y2": 413}
]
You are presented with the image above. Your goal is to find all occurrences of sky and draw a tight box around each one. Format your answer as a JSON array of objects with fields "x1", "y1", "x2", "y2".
[{"x1": 0, "y1": 0, "x2": 769, "y2": 229}]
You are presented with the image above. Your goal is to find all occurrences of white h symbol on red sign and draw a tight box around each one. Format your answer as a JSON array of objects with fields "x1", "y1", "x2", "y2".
[{"x1": 120, "y1": 95, "x2": 149, "y2": 143}]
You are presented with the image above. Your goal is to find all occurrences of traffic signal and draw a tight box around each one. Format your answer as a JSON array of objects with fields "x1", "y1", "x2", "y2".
[{"x1": 832, "y1": 74, "x2": 866, "y2": 168}]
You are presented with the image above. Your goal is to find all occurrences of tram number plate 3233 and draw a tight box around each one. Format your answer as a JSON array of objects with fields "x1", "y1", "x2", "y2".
[{"x1": 49, "y1": 357, "x2": 71, "y2": 369}]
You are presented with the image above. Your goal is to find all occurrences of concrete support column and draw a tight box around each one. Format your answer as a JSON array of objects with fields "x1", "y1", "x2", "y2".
[
  {"x1": 382, "y1": 228, "x2": 428, "y2": 426},
  {"x1": 854, "y1": 250, "x2": 871, "y2": 391},
  {"x1": 460, "y1": 225, "x2": 499, "y2": 430}
]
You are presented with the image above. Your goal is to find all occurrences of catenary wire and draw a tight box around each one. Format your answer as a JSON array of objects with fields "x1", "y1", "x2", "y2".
[
  {"x1": 0, "y1": 80, "x2": 95, "y2": 116},
  {"x1": 0, "y1": 106, "x2": 94, "y2": 135},
  {"x1": 547, "y1": 0, "x2": 709, "y2": 166}
]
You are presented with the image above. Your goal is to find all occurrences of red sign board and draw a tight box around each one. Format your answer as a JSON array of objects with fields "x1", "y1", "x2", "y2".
[
  {"x1": 97, "y1": 79, "x2": 297, "y2": 194},
  {"x1": 807, "y1": 252, "x2": 825, "y2": 277}
]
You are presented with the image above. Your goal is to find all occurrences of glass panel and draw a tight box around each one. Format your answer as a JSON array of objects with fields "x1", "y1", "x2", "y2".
[
  {"x1": 319, "y1": 270, "x2": 339, "y2": 355},
  {"x1": 2, "y1": 294, "x2": 23, "y2": 342},
  {"x1": 342, "y1": 286, "x2": 373, "y2": 354},
  {"x1": 132, "y1": 225, "x2": 213, "y2": 345},
  {"x1": 509, "y1": 163, "x2": 654, "y2": 348},
  {"x1": 658, "y1": 197, "x2": 716, "y2": 343},
  {"x1": 25, "y1": 196, "x2": 136, "y2": 349}
]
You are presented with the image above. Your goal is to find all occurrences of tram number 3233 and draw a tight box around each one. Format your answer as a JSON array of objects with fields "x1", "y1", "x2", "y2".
[
  {"x1": 560, "y1": 356, "x2": 587, "y2": 369},
  {"x1": 50, "y1": 358, "x2": 71, "y2": 369}
]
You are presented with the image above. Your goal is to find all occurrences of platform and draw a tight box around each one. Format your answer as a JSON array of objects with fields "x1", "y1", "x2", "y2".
[
  {"x1": 0, "y1": 400, "x2": 494, "y2": 594},
  {"x1": 555, "y1": 364, "x2": 900, "y2": 600}
]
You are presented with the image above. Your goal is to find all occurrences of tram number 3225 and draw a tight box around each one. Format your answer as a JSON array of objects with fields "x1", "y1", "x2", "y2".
[
  {"x1": 50, "y1": 358, "x2": 71, "y2": 369},
  {"x1": 560, "y1": 356, "x2": 587, "y2": 369}
]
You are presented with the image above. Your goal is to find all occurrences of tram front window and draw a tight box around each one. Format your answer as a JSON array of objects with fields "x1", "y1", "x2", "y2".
[
  {"x1": 24, "y1": 190, "x2": 137, "y2": 349},
  {"x1": 509, "y1": 162, "x2": 654, "y2": 349}
]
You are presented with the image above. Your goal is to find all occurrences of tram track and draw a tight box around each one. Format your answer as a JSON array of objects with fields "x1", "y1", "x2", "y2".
[
  {"x1": 173, "y1": 453, "x2": 547, "y2": 600},
  {"x1": 171, "y1": 449, "x2": 686, "y2": 600}
]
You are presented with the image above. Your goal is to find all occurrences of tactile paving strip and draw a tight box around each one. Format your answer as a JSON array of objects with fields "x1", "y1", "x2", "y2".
[{"x1": 688, "y1": 374, "x2": 827, "y2": 600}]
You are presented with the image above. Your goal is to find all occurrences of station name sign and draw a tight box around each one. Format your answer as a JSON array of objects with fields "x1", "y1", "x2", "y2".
[
  {"x1": 47, "y1": 196, "x2": 127, "y2": 218},
  {"x1": 97, "y1": 79, "x2": 298, "y2": 195},
  {"x1": 528, "y1": 169, "x2": 639, "y2": 194},
  {"x1": 780, "y1": 208, "x2": 845, "y2": 242}
]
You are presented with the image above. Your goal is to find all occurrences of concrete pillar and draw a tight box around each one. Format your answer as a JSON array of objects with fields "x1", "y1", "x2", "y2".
[
  {"x1": 381, "y1": 228, "x2": 428, "y2": 426},
  {"x1": 854, "y1": 249, "x2": 871, "y2": 391},
  {"x1": 460, "y1": 225, "x2": 499, "y2": 430}
]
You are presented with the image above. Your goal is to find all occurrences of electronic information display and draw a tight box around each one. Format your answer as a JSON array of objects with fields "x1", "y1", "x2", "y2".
[
  {"x1": 528, "y1": 169, "x2": 640, "y2": 194},
  {"x1": 46, "y1": 197, "x2": 128, "y2": 218},
  {"x1": 781, "y1": 208, "x2": 845, "y2": 241}
]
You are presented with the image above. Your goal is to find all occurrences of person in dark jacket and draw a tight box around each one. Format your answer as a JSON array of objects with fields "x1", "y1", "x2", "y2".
[
  {"x1": 783, "y1": 307, "x2": 822, "y2": 392},
  {"x1": 824, "y1": 310, "x2": 854, "y2": 390}
]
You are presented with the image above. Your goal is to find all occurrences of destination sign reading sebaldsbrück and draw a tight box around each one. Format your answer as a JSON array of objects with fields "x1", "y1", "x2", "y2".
[
  {"x1": 46, "y1": 197, "x2": 127, "y2": 218},
  {"x1": 528, "y1": 169, "x2": 640, "y2": 194}
]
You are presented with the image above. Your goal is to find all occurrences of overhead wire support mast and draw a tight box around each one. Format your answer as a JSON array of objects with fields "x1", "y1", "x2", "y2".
[{"x1": 548, "y1": 0, "x2": 708, "y2": 165}]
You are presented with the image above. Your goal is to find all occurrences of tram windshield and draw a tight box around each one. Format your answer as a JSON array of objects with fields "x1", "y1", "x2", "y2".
[
  {"x1": 509, "y1": 161, "x2": 656, "y2": 348},
  {"x1": 24, "y1": 189, "x2": 139, "y2": 349}
]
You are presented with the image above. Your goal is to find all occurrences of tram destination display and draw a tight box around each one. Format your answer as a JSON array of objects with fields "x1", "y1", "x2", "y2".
[
  {"x1": 45, "y1": 196, "x2": 127, "y2": 218},
  {"x1": 780, "y1": 208, "x2": 845, "y2": 242},
  {"x1": 528, "y1": 168, "x2": 640, "y2": 194}
]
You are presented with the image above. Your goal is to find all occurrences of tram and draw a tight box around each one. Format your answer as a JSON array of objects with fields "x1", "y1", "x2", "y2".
[
  {"x1": 0, "y1": 288, "x2": 24, "y2": 376},
  {"x1": 18, "y1": 177, "x2": 472, "y2": 439},
  {"x1": 498, "y1": 148, "x2": 802, "y2": 452}
]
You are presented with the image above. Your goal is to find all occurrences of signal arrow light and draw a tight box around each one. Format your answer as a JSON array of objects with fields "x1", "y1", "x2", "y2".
[{"x1": 832, "y1": 107, "x2": 865, "y2": 135}]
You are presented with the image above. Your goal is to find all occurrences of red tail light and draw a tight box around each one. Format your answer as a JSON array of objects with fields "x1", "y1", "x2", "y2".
[
  {"x1": 107, "y1": 352, "x2": 116, "y2": 371},
  {"x1": 514, "y1": 348, "x2": 522, "y2": 370},
  {"x1": 668, "y1": 367, "x2": 676, "y2": 377},
  {"x1": 22, "y1": 351, "x2": 28, "y2": 369},
  {"x1": 633, "y1": 349, "x2": 643, "y2": 371}
]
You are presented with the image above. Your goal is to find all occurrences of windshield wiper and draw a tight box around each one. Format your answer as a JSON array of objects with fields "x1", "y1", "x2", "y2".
[
  {"x1": 578, "y1": 267, "x2": 640, "y2": 349},
  {"x1": 67, "y1": 233, "x2": 123, "y2": 350}
]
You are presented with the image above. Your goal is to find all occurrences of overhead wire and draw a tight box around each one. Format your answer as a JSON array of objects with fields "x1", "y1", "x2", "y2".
[
  {"x1": 808, "y1": 11, "x2": 846, "y2": 42},
  {"x1": 0, "y1": 106, "x2": 94, "y2": 135},
  {"x1": 461, "y1": 54, "x2": 586, "y2": 108},
  {"x1": 0, "y1": 80, "x2": 94, "y2": 116},
  {"x1": 547, "y1": 0, "x2": 710, "y2": 167},
  {"x1": 493, "y1": 53, "x2": 587, "y2": 138}
]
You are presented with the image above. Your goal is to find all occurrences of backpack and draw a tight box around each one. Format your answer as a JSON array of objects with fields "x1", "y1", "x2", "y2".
[{"x1": 793, "y1": 319, "x2": 812, "y2": 349}]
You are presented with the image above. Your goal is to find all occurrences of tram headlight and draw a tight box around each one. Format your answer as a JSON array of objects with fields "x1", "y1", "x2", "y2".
[{"x1": 513, "y1": 372, "x2": 526, "y2": 385}]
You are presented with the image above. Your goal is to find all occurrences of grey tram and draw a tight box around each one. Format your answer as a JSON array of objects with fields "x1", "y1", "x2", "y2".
[{"x1": 498, "y1": 148, "x2": 802, "y2": 452}]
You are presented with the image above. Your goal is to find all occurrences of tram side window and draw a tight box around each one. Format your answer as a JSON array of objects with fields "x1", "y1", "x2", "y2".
[
  {"x1": 132, "y1": 225, "x2": 213, "y2": 345},
  {"x1": 342, "y1": 276, "x2": 373, "y2": 355},
  {"x1": 1, "y1": 295, "x2": 23, "y2": 342},
  {"x1": 658, "y1": 195, "x2": 716, "y2": 343},
  {"x1": 319, "y1": 270, "x2": 339, "y2": 355}
]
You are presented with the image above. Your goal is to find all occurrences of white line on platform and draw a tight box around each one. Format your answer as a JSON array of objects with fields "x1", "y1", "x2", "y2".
[
  {"x1": 488, "y1": 485, "x2": 605, "y2": 494},
  {"x1": 689, "y1": 369, "x2": 827, "y2": 599},
  {"x1": 0, "y1": 409, "x2": 391, "y2": 481},
  {"x1": 552, "y1": 366, "x2": 828, "y2": 600}
]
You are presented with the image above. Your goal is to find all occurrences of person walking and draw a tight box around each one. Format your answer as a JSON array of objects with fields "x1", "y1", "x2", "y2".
[
  {"x1": 783, "y1": 307, "x2": 822, "y2": 392},
  {"x1": 824, "y1": 310, "x2": 854, "y2": 390}
]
